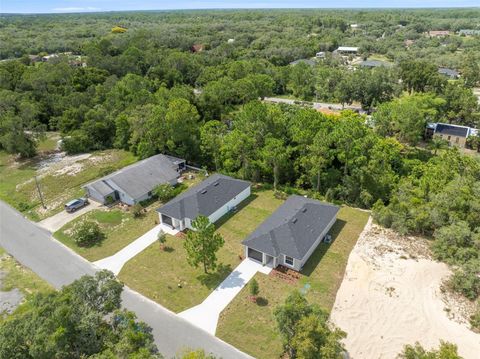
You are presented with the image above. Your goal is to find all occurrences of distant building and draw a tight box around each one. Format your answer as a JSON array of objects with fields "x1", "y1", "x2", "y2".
[
  {"x1": 428, "y1": 30, "x2": 451, "y2": 37},
  {"x1": 438, "y1": 67, "x2": 459, "y2": 79},
  {"x1": 359, "y1": 60, "x2": 392, "y2": 68},
  {"x1": 335, "y1": 46, "x2": 359, "y2": 55},
  {"x1": 458, "y1": 29, "x2": 480, "y2": 36},
  {"x1": 404, "y1": 39, "x2": 415, "y2": 47},
  {"x1": 42, "y1": 54, "x2": 59, "y2": 62},
  {"x1": 425, "y1": 123, "x2": 478, "y2": 148},
  {"x1": 227, "y1": 38, "x2": 235, "y2": 44},
  {"x1": 315, "y1": 51, "x2": 326, "y2": 59},
  {"x1": 350, "y1": 24, "x2": 359, "y2": 29}
]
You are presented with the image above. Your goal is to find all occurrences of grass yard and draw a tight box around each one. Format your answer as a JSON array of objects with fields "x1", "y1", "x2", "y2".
[
  {"x1": 0, "y1": 247, "x2": 52, "y2": 298},
  {"x1": 53, "y1": 174, "x2": 204, "y2": 262},
  {"x1": 118, "y1": 189, "x2": 284, "y2": 313},
  {"x1": 0, "y1": 143, "x2": 137, "y2": 221},
  {"x1": 54, "y1": 207, "x2": 158, "y2": 262},
  {"x1": 216, "y1": 206, "x2": 370, "y2": 359}
]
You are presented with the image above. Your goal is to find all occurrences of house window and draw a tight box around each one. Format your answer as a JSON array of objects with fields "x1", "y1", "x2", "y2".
[
  {"x1": 448, "y1": 135, "x2": 451, "y2": 141},
  {"x1": 455, "y1": 137, "x2": 459, "y2": 143},
  {"x1": 285, "y1": 256, "x2": 294, "y2": 266}
]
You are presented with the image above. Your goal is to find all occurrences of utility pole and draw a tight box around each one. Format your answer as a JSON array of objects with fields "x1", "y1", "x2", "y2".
[{"x1": 35, "y1": 176, "x2": 46, "y2": 209}]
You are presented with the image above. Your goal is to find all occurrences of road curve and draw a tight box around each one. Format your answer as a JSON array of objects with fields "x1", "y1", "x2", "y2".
[{"x1": 0, "y1": 200, "x2": 252, "y2": 359}]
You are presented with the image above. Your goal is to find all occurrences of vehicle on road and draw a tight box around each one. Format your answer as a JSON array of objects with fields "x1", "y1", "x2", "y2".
[{"x1": 64, "y1": 198, "x2": 89, "y2": 213}]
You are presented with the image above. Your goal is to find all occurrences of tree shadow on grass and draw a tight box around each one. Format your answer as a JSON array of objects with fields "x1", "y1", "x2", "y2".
[
  {"x1": 163, "y1": 246, "x2": 175, "y2": 253},
  {"x1": 196, "y1": 263, "x2": 233, "y2": 290},
  {"x1": 300, "y1": 219, "x2": 346, "y2": 277}
]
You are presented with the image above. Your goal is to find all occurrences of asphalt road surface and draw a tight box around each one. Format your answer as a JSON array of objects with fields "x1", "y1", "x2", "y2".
[{"x1": 0, "y1": 200, "x2": 252, "y2": 359}]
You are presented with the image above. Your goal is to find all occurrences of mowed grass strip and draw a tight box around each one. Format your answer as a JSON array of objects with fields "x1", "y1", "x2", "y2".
[
  {"x1": 118, "y1": 190, "x2": 284, "y2": 313},
  {"x1": 0, "y1": 247, "x2": 53, "y2": 296},
  {"x1": 54, "y1": 208, "x2": 158, "y2": 262},
  {"x1": 216, "y1": 206, "x2": 369, "y2": 359}
]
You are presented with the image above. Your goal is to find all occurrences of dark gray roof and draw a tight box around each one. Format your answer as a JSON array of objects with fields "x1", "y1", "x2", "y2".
[
  {"x1": 84, "y1": 154, "x2": 183, "y2": 200},
  {"x1": 242, "y1": 195, "x2": 339, "y2": 260},
  {"x1": 435, "y1": 123, "x2": 469, "y2": 137},
  {"x1": 157, "y1": 174, "x2": 251, "y2": 220},
  {"x1": 438, "y1": 68, "x2": 459, "y2": 78}
]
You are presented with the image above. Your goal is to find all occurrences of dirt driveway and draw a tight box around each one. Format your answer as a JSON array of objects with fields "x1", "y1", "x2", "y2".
[{"x1": 37, "y1": 201, "x2": 102, "y2": 232}]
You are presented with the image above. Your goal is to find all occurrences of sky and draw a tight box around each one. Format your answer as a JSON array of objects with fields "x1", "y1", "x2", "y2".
[{"x1": 1, "y1": 0, "x2": 479, "y2": 14}]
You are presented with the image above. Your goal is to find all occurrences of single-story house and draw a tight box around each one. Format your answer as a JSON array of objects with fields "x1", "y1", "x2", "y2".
[
  {"x1": 84, "y1": 154, "x2": 185, "y2": 205},
  {"x1": 428, "y1": 30, "x2": 451, "y2": 37},
  {"x1": 438, "y1": 67, "x2": 459, "y2": 79},
  {"x1": 335, "y1": 46, "x2": 359, "y2": 55},
  {"x1": 458, "y1": 29, "x2": 480, "y2": 36},
  {"x1": 426, "y1": 122, "x2": 478, "y2": 148},
  {"x1": 156, "y1": 174, "x2": 251, "y2": 231},
  {"x1": 242, "y1": 195, "x2": 339, "y2": 271}
]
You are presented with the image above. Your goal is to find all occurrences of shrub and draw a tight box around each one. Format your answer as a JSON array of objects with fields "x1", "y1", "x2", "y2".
[
  {"x1": 111, "y1": 26, "x2": 127, "y2": 33},
  {"x1": 72, "y1": 221, "x2": 105, "y2": 247},
  {"x1": 470, "y1": 307, "x2": 480, "y2": 331},
  {"x1": 249, "y1": 278, "x2": 259, "y2": 299},
  {"x1": 104, "y1": 195, "x2": 115, "y2": 205},
  {"x1": 153, "y1": 183, "x2": 175, "y2": 202},
  {"x1": 157, "y1": 230, "x2": 166, "y2": 250},
  {"x1": 448, "y1": 261, "x2": 480, "y2": 300},
  {"x1": 131, "y1": 203, "x2": 143, "y2": 218}
]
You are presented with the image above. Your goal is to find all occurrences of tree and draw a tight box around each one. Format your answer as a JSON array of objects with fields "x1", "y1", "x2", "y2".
[
  {"x1": 131, "y1": 203, "x2": 144, "y2": 218},
  {"x1": 428, "y1": 137, "x2": 448, "y2": 155},
  {"x1": 288, "y1": 62, "x2": 315, "y2": 100},
  {"x1": 200, "y1": 120, "x2": 227, "y2": 171},
  {"x1": 249, "y1": 278, "x2": 259, "y2": 302},
  {"x1": 274, "y1": 291, "x2": 345, "y2": 358},
  {"x1": 399, "y1": 60, "x2": 446, "y2": 93},
  {"x1": 398, "y1": 341, "x2": 463, "y2": 359},
  {"x1": 154, "y1": 183, "x2": 176, "y2": 202},
  {"x1": 262, "y1": 137, "x2": 289, "y2": 190},
  {"x1": 0, "y1": 271, "x2": 162, "y2": 359},
  {"x1": 73, "y1": 221, "x2": 105, "y2": 247},
  {"x1": 184, "y1": 215, "x2": 224, "y2": 273}
]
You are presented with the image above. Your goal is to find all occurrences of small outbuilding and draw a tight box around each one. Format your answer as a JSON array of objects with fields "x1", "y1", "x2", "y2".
[
  {"x1": 84, "y1": 154, "x2": 185, "y2": 205},
  {"x1": 242, "y1": 195, "x2": 339, "y2": 271},
  {"x1": 157, "y1": 174, "x2": 251, "y2": 231}
]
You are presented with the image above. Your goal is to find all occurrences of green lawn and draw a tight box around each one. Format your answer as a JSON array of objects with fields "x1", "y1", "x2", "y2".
[
  {"x1": 216, "y1": 207, "x2": 370, "y2": 359},
  {"x1": 0, "y1": 144, "x2": 137, "y2": 221},
  {"x1": 0, "y1": 247, "x2": 52, "y2": 297},
  {"x1": 53, "y1": 174, "x2": 204, "y2": 262},
  {"x1": 54, "y1": 207, "x2": 159, "y2": 262},
  {"x1": 118, "y1": 189, "x2": 284, "y2": 313}
]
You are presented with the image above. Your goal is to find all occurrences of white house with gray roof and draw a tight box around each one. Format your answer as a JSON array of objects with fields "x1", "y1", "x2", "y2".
[
  {"x1": 83, "y1": 154, "x2": 185, "y2": 205},
  {"x1": 242, "y1": 195, "x2": 339, "y2": 271},
  {"x1": 156, "y1": 174, "x2": 251, "y2": 231}
]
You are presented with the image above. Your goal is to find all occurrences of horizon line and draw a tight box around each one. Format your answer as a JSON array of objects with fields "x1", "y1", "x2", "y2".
[{"x1": 2, "y1": 6, "x2": 480, "y2": 15}]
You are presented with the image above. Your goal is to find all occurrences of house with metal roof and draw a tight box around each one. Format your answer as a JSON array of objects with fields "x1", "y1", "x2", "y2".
[
  {"x1": 83, "y1": 154, "x2": 185, "y2": 205},
  {"x1": 242, "y1": 195, "x2": 339, "y2": 271},
  {"x1": 426, "y1": 122, "x2": 478, "y2": 149},
  {"x1": 359, "y1": 60, "x2": 392, "y2": 68},
  {"x1": 335, "y1": 46, "x2": 359, "y2": 55},
  {"x1": 438, "y1": 67, "x2": 459, "y2": 79},
  {"x1": 156, "y1": 174, "x2": 251, "y2": 231}
]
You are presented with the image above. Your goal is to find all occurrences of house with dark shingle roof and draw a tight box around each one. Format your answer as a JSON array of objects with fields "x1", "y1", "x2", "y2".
[
  {"x1": 83, "y1": 154, "x2": 185, "y2": 205},
  {"x1": 426, "y1": 122, "x2": 478, "y2": 148},
  {"x1": 242, "y1": 195, "x2": 339, "y2": 271},
  {"x1": 156, "y1": 174, "x2": 251, "y2": 231}
]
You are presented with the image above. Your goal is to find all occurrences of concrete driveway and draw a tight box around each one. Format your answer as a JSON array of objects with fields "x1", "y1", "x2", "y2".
[
  {"x1": 178, "y1": 259, "x2": 272, "y2": 334},
  {"x1": 38, "y1": 200, "x2": 102, "y2": 232},
  {"x1": 94, "y1": 223, "x2": 178, "y2": 275}
]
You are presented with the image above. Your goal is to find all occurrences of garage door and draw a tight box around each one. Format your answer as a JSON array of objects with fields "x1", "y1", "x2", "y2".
[
  {"x1": 161, "y1": 214, "x2": 173, "y2": 227},
  {"x1": 248, "y1": 248, "x2": 263, "y2": 262}
]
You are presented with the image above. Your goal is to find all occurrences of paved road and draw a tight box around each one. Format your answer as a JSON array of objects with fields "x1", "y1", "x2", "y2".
[{"x1": 0, "y1": 201, "x2": 252, "y2": 359}]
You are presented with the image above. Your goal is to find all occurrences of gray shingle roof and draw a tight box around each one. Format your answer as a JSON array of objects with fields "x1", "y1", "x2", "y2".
[
  {"x1": 438, "y1": 68, "x2": 459, "y2": 78},
  {"x1": 242, "y1": 195, "x2": 339, "y2": 260},
  {"x1": 84, "y1": 154, "x2": 183, "y2": 200},
  {"x1": 359, "y1": 60, "x2": 392, "y2": 68},
  {"x1": 157, "y1": 174, "x2": 251, "y2": 220}
]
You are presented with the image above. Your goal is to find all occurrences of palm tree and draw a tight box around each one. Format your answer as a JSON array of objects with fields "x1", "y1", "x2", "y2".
[{"x1": 428, "y1": 137, "x2": 448, "y2": 155}]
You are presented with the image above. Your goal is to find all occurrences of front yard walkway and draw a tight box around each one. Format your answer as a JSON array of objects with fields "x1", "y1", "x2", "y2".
[
  {"x1": 38, "y1": 201, "x2": 102, "y2": 232},
  {"x1": 94, "y1": 223, "x2": 178, "y2": 275},
  {"x1": 178, "y1": 259, "x2": 272, "y2": 335}
]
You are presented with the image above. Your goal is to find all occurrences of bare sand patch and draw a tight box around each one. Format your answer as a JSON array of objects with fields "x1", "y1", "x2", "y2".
[{"x1": 330, "y1": 220, "x2": 480, "y2": 359}]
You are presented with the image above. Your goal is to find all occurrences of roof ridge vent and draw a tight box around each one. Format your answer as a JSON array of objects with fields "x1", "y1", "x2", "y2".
[
  {"x1": 213, "y1": 182, "x2": 219, "y2": 186},
  {"x1": 292, "y1": 218, "x2": 298, "y2": 224},
  {"x1": 301, "y1": 207, "x2": 307, "y2": 213},
  {"x1": 201, "y1": 189, "x2": 207, "y2": 194}
]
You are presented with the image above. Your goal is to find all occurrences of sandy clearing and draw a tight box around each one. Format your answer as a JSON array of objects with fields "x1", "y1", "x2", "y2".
[{"x1": 330, "y1": 220, "x2": 480, "y2": 359}]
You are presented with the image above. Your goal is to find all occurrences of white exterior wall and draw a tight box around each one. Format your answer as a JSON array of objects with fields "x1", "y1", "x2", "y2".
[
  {"x1": 85, "y1": 186, "x2": 107, "y2": 204},
  {"x1": 207, "y1": 186, "x2": 251, "y2": 225},
  {"x1": 105, "y1": 180, "x2": 136, "y2": 205}
]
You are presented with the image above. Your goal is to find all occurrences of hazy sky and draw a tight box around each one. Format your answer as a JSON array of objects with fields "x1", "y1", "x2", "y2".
[{"x1": 2, "y1": 0, "x2": 479, "y2": 14}]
